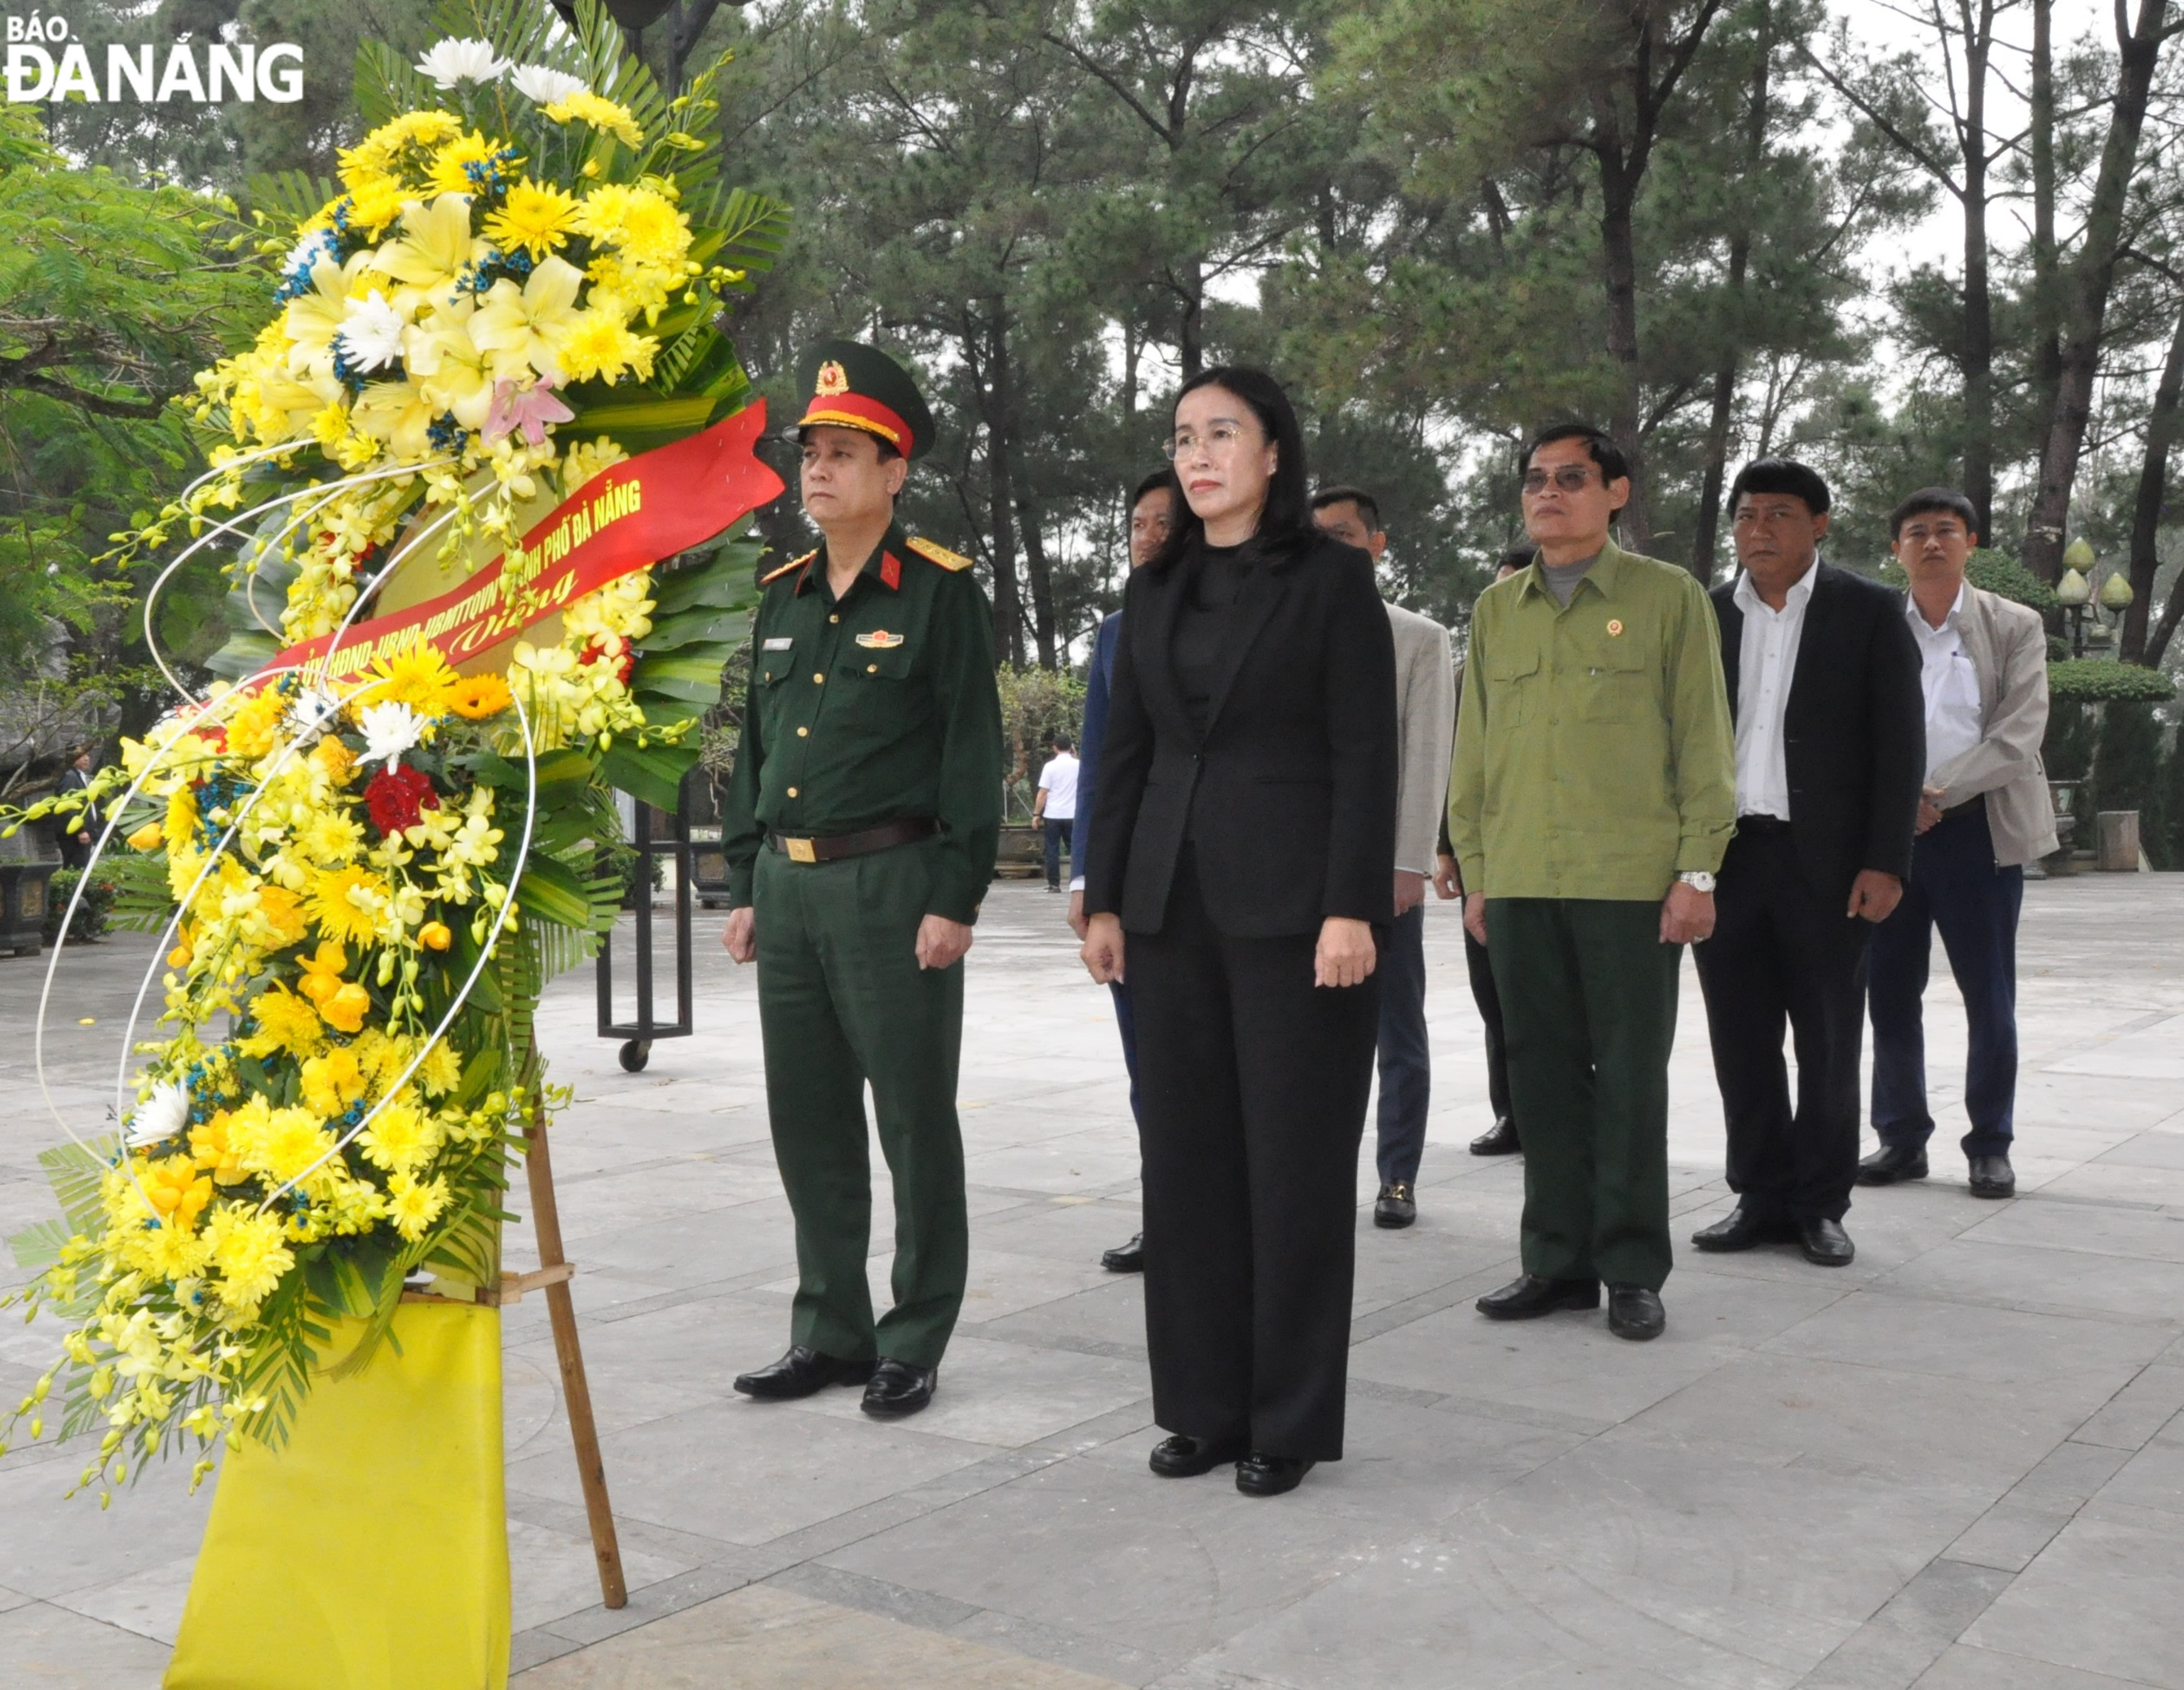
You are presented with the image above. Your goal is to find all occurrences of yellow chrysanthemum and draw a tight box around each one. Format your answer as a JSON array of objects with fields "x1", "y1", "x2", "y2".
[
  {"x1": 369, "y1": 644, "x2": 459, "y2": 714},
  {"x1": 484, "y1": 179, "x2": 580, "y2": 260},
  {"x1": 418, "y1": 1040, "x2": 463, "y2": 1098},
  {"x1": 237, "y1": 983, "x2": 325, "y2": 1062},
  {"x1": 358, "y1": 1098, "x2": 439, "y2": 1175},
  {"x1": 542, "y1": 91, "x2": 643, "y2": 147},
  {"x1": 163, "y1": 785, "x2": 199, "y2": 851},
  {"x1": 308, "y1": 865, "x2": 387, "y2": 948},
  {"x1": 234, "y1": 1103, "x2": 334, "y2": 1185},
  {"x1": 254, "y1": 884, "x2": 310, "y2": 950},
  {"x1": 385, "y1": 1170, "x2": 451, "y2": 1241},
  {"x1": 347, "y1": 177, "x2": 409, "y2": 238},
  {"x1": 299, "y1": 808, "x2": 364, "y2": 869},
  {"x1": 555, "y1": 311, "x2": 655, "y2": 385},
  {"x1": 426, "y1": 131, "x2": 502, "y2": 197},
  {"x1": 204, "y1": 1205, "x2": 295, "y2": 1312},
  {"x1": 339, "y1": 109, "x2": 462, "y2": 188},
  {"x1": 576, "y1": 184, "x2": 690, "y2": 269},
  {"x1": 312, "y1": 736, "x2": 357, "y2": 787}
]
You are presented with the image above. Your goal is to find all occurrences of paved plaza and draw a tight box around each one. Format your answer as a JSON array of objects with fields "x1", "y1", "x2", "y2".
[{"x1": 2, "y1": 874, "x2": 2182, "y2": 1688}]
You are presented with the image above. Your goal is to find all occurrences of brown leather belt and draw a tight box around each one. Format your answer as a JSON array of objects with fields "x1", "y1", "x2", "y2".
[{"x1": 767, "y1": 817, "x2": 936, "y2": 864}]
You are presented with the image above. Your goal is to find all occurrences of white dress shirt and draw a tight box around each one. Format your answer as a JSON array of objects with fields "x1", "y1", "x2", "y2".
[
  {"x1": 1907, "y1": 586, "x2": 1984, "y2": 782},
  {"x1": 1731, "y1": 560, "x2": 1819, "y2": 820}
]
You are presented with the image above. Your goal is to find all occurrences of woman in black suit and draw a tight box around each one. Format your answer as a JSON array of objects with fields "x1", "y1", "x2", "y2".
[{"x1": 1080, "y1": 367, "x2": 1398, "y2": 1498}]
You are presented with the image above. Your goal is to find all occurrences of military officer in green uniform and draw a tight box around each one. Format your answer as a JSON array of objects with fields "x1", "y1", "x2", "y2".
[{"x1": 719, "y1": 340, "x2": 1003, "y2": 1417}]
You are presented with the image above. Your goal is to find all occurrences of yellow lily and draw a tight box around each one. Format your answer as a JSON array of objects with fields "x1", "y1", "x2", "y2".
[
  {"x1": 469, "y1": 254, "x2": 585, "y2": 384},
  {"x1": 405, "y1": 300, "x2": 497, "y2": 431},
  {"x1": 351, "y1": 374, "x2": 439, "y2": 461},
  {"x1": 375, "y1": 192, "x2": 488, "y2": 312}
]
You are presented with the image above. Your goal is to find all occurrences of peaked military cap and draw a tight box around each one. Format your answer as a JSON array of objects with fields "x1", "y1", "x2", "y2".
[{"x1": 794, "y1": 339, "x2": 936, "y2": 462}]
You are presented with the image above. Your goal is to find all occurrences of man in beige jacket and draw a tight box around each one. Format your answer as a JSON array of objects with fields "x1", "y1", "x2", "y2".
[
  {"x1": 1859, "y1": 488, "x2": 2058, "y2": 1201},
  {"x1": 1311, "y1": 487, "x2": 1455, "y2": 1228}
]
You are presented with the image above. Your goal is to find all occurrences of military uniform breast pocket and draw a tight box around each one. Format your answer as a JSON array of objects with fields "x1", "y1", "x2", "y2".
[
  {"x1": 1576, "y1": 651, "x2": 1650, "y2": 722},
  {"x1": 838, "y1": 644, "x2": 925, "y2": 726},
  {"x1": 753, "y1": 651, "x2": 797, "y2": 736},
  {"x1": 1483, "y1": 649, "x2": 1541, "y2": 727}
]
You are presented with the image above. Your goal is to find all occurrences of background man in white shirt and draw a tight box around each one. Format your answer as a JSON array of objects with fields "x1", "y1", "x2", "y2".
[
  {"x1": 1691, "y1": 461, "x2": 1924, "y2": 1268},
  {"x1": 1860, "y1": 489, "x2": 2058, "y2": 1201},
  {"x1": 1033, "y1": 735, "x2": 1079, "y2": 892},
  {"x1": 1311, "y1": 486, "x2": 1455, "y2": 1229}
]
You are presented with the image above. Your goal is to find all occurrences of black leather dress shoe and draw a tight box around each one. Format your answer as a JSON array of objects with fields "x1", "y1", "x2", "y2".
[
  {"x1": 1100, "y1": 1232, "x2": 1144, "y2": 1272},
  {"x1": 1470, "y1": 1117, "x2": 1521, "y2": 1156},
  {"x1": 1690, "y1": 1205, "x2": 1793, "y2": 1252},
  {"x1": 1475, "y1": 1274, "x2": 1600, "y2": 1320},
  {"x1": 1607, "y1": 1285, "x2": 1665, "y2": 1341},
  {"x1": 1373, "y1": 1182, "x2": 1417, "y2": 1228},
  {"x1": 860, "y1": 1359, "x2": 936, "y2": 1417},
  {"x1": 732, "y1": 1346, "x2": 876, "y2": 1400},
  {"x1": 1235, "y1": 1453, "x2": 1315, "y2": 1497},
  {"x1": 1856, "y1": 1144, "x2": 1929, "y2": 1185},
  {"x1": 1969, "y1": 1154, "x2": 2016, "y2": 1198},
  {"x1": 1798, "y1": 1216, "x2": 1855, "y2": 1266},
  {"x1": 1148, "y1": 1433, "x2": 1248, "y2": 1478}
]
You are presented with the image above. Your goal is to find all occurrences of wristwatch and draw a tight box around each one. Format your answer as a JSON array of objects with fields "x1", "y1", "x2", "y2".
[{"x1": 1675, "y1": 871, "x2": 1716, "y2": 894}]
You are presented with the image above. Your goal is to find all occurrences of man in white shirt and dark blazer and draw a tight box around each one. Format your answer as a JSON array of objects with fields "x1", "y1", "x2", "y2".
[
  {"x1": 1311, "y1": 487, "x2": 1455, "y2": 1229},
  {"x1": 1859, "y1": 488, "x2": 2058, "y2": 1200},
  {"x1": 1691, "y1": 461, "x2": 1925, "y2": 1268}
]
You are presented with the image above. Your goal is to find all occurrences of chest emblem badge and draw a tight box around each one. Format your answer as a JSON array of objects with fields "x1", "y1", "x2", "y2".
[
  {"x1": 1606, "y1": 619, "x2": 1625, "y2": 637},
  {"x1": 855, "y1": 630, "x2": 905, "y2": 648}
]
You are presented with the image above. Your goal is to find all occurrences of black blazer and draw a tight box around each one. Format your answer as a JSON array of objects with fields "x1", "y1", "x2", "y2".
[
  {"x1": 1712, "y1": 561, "x2": 1925, "y2": 896},
  {"x1": 1084, "y1": 531, "x2": 1398, "y2": 937}
]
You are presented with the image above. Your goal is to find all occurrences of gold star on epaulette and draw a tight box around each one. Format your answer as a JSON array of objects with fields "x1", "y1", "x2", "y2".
[
  {"x1": 760, "y1": 549, "x2": 818, "y2": 586},
  {"x1": 906, "y1": 536, "x2": 975, "y2": 572}
]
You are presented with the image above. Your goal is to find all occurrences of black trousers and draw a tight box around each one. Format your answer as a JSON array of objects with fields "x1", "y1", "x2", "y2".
[
  {"x1": 1373, "y1": 905, "x2": 1430, "y2": 1186},
  {"x1": 1128, "y1": 852, "x2": 1379, "y2": 1461},
  {"x1": 1693, "y1": 824, "x2": 1873, "y2": 1224},
  {"x1": 1463, "y1": 928, "x2": 1514, "y2": 1130}
]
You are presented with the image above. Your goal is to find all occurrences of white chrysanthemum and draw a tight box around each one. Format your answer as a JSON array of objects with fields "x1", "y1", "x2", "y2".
[
  {"x1": 126, "y1": 1078, "x2": 191, "y2": 1149},
  {"x1": 510, "y1": 64, "x2": 587, "y2": 104},
  {"x1": 415, "y1": 38, "x2": 509, "y2": 90},
  {"x1": 285, "y1": 685, "x2": 343, "y2": 744},
  {"x1": 334, "y1": 290, "x2": 408, "y2": 374},
  {"x1": 356, "y1": 700, "x2": 427, "y2": 767}
]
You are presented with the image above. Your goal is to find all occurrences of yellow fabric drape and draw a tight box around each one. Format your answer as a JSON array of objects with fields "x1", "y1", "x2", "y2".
[{"x1": 166, "y1": 1301, "x2": 510, "y2": 1690}]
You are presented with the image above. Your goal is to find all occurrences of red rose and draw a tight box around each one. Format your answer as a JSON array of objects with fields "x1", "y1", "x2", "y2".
[{"x1": 365, "y1": 764, "x2": 440, "y2": 836}]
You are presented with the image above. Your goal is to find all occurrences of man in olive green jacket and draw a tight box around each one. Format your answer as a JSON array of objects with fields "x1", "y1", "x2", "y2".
[{"x1": 1448, "y1": 424, "x2": 1735, "y2": 1341}]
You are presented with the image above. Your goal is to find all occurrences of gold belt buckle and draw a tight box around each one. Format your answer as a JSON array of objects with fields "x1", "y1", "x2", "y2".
[{"x1": 783, "y1": 835, "x2": 817, "y2": 864}]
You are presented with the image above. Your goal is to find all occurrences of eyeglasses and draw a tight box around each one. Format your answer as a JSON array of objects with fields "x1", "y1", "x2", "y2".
[
  {"x1": 1163, "y1": 422, "x2": 1256, "y2": 461},
  {"x1": 1521, "y1": 465, "x2": 1598, "y2": 495}
]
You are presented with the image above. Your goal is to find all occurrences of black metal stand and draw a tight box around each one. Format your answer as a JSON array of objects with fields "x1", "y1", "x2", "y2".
[{"x1": 595, "y1": 788, "x2": 694, "y2": 1072}]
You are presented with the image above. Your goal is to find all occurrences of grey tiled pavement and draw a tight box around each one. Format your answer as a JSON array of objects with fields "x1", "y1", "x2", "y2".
[{"x1": 2, "y1": 874, "x2": 2182, "y2": 1688}]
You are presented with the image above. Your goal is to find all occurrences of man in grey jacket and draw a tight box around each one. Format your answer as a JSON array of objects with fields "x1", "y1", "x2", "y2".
[
  {"x1": 1312, "y1": 488, "x2": 1456, "y2": 1228},
  {"x1": 1859, "y1": 488, "x2": 2058, "y2": 1201}
]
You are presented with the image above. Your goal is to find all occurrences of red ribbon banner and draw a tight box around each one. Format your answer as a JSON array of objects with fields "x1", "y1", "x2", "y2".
[{"x1": 257, "y1": 401, "x2": 785, "y2": 685}]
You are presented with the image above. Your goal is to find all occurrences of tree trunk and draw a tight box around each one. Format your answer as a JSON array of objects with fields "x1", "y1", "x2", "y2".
[
  {"x1": 1178, "y1": 254, "x2": 1204, "y2": 378},
  {"x1": 2146, "y1": 555, "x2": 2184, "y2": 668},
  {"x1": 1960, "y1": 0, "x2": 1995, "y2": 535},
  {"x1": 1598, "y1": 151, "x2": 1653, "y2": 554},
  {"x1": 2029, "y1": 0, "x2": 2062, "y2": 410},
  {"x1": 2021, "y1": 0, "x2": 2172, "y2": 583},
  {"x1": 1692, "y1": 4, "x2": 1773, "y2": 582},
  {"x1": 977, "y1": 303, "x2": 1026, "y2": 665},
  {"x1": 1018, "y1": 500, "x2": 1059, "y2": 668},
  {"x1": 2124, "y1": 299, "x2": 2184, "y2": 663}
]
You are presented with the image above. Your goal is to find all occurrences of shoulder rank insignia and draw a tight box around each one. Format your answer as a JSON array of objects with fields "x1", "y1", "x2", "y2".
[
  {"x1": 760, "y1": 548, "x2": 817, "y2": 586},
  {"x1": 906, "y1": 535, "x2": 975, "y2": 572},
  {"x1": 856, "y1": 630, "x2": 906, "y2": 649}
]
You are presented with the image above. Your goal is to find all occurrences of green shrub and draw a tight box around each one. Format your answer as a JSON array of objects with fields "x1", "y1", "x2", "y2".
[
  {"x1": 42, "y1": 867, "x2": 114, "y2": 945},
  {"x1": 2047, "y1": 660, "x2": 2177, "y2": 704},
  {"x1": 2042, "y1": 701, "x2": 2097, "y2": 781}
]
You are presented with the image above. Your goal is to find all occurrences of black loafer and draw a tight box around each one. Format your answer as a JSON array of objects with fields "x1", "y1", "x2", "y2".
[
  {"x1": 1235, "y1": 1453, "x2": 1315, "y2": 1497},
  {"x1": 1969, "y1": 1154, "x2": 2016, "y2": 1198},
  {"x1": 1856, "y1": 1144, "x2": 1929, "y2": 1185},
  {"x1": 1100, "y1": 1232, "x2": 1144, "y2": 1272},
  {"x1": 1476, "y1": 1274, "x2": 1600, "y2": 1320},
  {"x1": 1373, "y1": 1182, "x2": 1417, "y2": 1228},
  {"x1": 1798, "y1": 1216, "x2": 1855, "y2": 1266},
  {"x1": 1149, "y1": 1433, "x2": 1248, "y2": 1477},
  {"x1": 860, "y1": 1359, "x2": 937, "y2": 1418},
  {"x1": 1470, "y1": 1117, "x2": 1521, "y2": 1156},
  {"x1": 1607, "y1": 1285, "x2": 1665, "y2": 1340},
  {"x1": 733, "y1": 1346, "x2": 877, "y2": 1400},
  {"x1": 1690, "y1": 1205, "x2": 1793, "y2": 1252}
]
